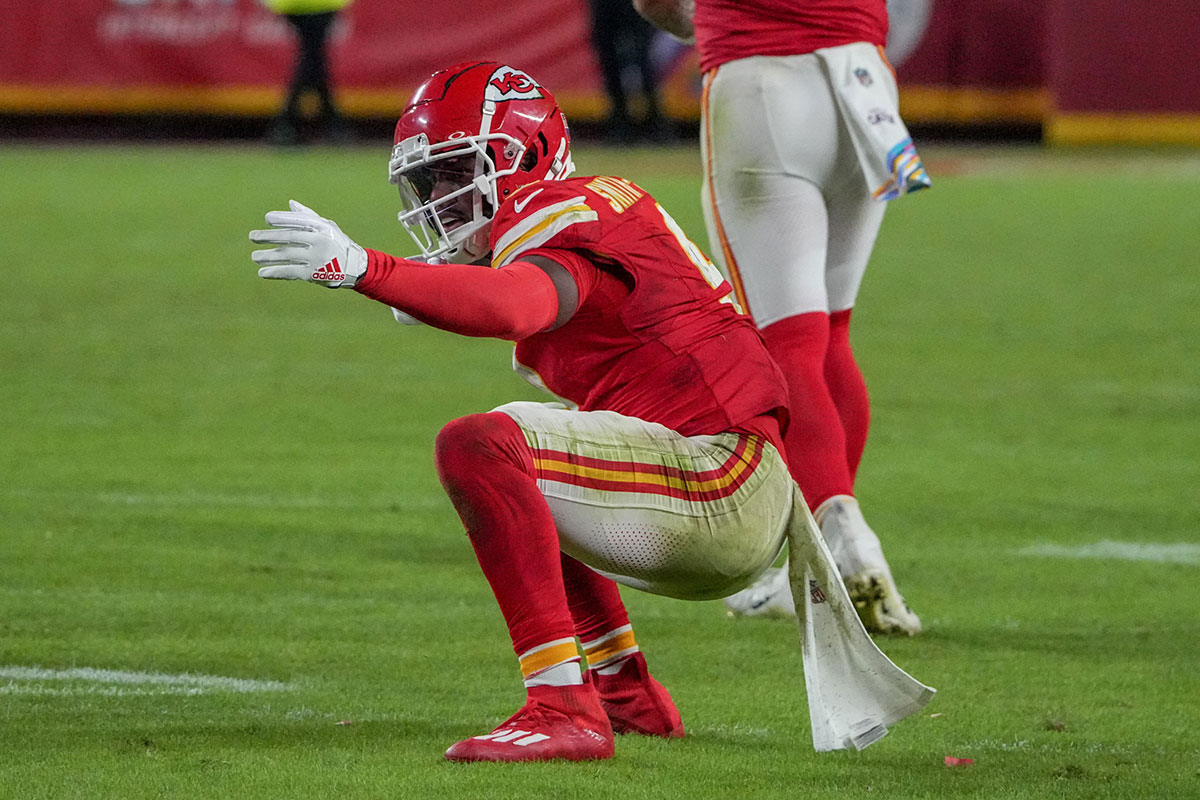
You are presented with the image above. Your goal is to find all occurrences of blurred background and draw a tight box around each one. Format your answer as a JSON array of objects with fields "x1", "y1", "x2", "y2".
[{"x1": 2, "y1": 0, "x2": 1197, "y2": 146}]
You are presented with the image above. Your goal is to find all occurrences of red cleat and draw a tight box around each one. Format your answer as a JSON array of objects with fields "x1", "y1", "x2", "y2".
[
  {"x1": 444, "y1": 683, "x2": 614, "y2": 763},
  {"x1": 590, "y1": 653, "x2": 684, "y2": 738}
]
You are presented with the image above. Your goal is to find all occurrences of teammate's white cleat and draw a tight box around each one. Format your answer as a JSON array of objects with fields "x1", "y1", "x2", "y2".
[
  {"x1": 817, "y1": 496, "x2": 921, "y2": 637},
  {"x1": 724, "y1": 495, "x2": 921, "y2": 636},
  {"x1": 723, "y1": 564, "x2": 795, "y2": 618}
]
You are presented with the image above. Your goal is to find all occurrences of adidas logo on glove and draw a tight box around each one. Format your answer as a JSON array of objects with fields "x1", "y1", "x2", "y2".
[{"x1": 312, "y1": 258, "x2": 345, "y2": 282}]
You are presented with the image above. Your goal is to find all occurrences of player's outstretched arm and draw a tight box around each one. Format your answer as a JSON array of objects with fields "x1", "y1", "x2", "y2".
[
  {"x1": 355, "y1": 251, "x2": 565, "y2": 339},
  {"x1": 249, "y1": 201, "x2": 572, "y2": 340}
]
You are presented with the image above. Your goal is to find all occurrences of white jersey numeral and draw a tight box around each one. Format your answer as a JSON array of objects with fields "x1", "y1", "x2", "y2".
[{"x1": 655, "y1": 203, "x2": 741, "y2": 311}]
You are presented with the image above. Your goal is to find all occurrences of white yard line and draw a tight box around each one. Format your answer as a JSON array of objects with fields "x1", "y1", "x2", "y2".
[
  {"x1": 1017, "y1": 540, "x2": 1200, "y2": 566},
  {"x1": 2, "y1": 684, "x2": 210, "y2": 697},
  {"x1": 0, "y1": 665, "x2": 293, "y2": 695}
]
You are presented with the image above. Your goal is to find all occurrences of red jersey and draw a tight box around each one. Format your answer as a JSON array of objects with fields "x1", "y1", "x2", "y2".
[
  {"x1": 489, "y1": 176, "x2": 788, "y2": 439},
  {"x1": 695, "y1": 0, "x2": 888, "y2": 73}
]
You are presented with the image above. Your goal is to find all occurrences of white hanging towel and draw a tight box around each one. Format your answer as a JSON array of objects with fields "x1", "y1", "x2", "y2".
[
  {"x1": 816, "y1": 42, "x2": 932, "y2": 202},
  {"x1": 785, "y1": 484, "x2": 936, "y2": 751}
]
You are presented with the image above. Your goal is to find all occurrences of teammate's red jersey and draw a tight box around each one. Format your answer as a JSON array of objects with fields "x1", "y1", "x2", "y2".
[
  {"x1": 694, "y1": 0, "x2": 888, "y2": 73},
  {"x1": 490, "y1": 176, "x2": 788, "y2": 439}
]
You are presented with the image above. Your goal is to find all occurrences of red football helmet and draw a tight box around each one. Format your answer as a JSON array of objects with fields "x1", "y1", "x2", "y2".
[{"x1": 388, "y1": 62, "x2": 575, "y2": 263}]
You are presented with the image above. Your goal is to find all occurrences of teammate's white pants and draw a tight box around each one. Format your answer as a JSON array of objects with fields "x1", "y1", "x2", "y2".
[
  {"x1": 494, "y1": 401, "x2": 793, "y2": 601},
  {"x1": 701, "y1": 47, "x2": 892, "y2": 326}
]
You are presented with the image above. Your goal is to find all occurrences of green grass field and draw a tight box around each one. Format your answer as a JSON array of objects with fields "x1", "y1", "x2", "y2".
[{"x1": 1, "y1": 141, "x2": 1198, "y2": 799}]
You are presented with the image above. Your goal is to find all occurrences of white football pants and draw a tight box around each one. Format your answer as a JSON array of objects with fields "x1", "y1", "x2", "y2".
[
  {"x1": 494, "y1": 401, "x2": 793, "y2": 601},
  {"x1": 701, "y1": 48, "x2": 891, "y2": 327}
]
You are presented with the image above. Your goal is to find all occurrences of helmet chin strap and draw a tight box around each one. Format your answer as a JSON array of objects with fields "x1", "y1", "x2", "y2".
[{"x1": 548, "y1": 137, "x2": 574, "y2": 180}]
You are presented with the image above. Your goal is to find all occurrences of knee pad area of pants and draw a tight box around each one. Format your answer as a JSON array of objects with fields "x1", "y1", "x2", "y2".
[{"x1": 434, "y1": 412, "x2": 532, "y2": 487}]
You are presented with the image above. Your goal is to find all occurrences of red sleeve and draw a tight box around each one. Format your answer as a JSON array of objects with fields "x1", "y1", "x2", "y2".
[
  {"x1": 521, "y1": 247, "x2": 606, "y2": 308},
  {"x1": 354, "y1": 250, "x2": 559, "y2": 340}
]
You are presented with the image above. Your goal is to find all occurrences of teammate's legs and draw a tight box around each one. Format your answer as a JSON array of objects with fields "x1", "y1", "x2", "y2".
[
  {"x1": 826, "y1": 309, "x2": 870, "y2": 480},
  {"x1": 704, "y1": 55, "x2": 919, "y2": 634},
  {"x1": 701, "y1": 55, "x2": 838, "y2": 327},
  {"x1": 823, "y1": 147, "x2": 887, "y2": 480},
  {"x1": 701, "y1": 55, "x2": 854, "y2": 511},
  {"x1": 811, "y1": 111, "x2": 919, "y2": 635},
  {"x1": 761, "y1": 309, "x2": 855, "y2": 508}
]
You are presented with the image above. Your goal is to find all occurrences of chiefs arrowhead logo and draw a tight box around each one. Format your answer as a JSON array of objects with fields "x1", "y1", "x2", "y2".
[{"x1": 485, "y1": 66, "x2": 543, "y2": 102}]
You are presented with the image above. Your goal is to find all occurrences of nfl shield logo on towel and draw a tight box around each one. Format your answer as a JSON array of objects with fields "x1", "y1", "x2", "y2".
[{"x1": 810, "y1": 580, "x2": 827, "y2": 604}]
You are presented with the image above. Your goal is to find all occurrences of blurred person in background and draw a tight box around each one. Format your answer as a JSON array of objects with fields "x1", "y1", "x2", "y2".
[
  {"x1": 586, "y1": 0, "x2": 671, "y2": 142},
  {"x1": 264, "y1": 0, "x2": 353, "y2": 146},
  {"x1": 634, "y1": 0, "x2": 930, "y2": 634}
]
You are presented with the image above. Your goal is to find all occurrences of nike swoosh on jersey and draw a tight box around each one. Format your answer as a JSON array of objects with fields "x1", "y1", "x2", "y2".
[
  {"x1": 513, "y1": 188, "x2": 544, "y2": 214},
  {"x1": 492, "y1": 195, "x2": 598, "y2": 267}
]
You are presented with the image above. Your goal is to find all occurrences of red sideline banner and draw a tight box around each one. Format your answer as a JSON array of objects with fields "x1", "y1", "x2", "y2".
[
  {"x1": 889, "y1": 0, "x2": 1200, "y2": 142},
  {"x1": 0, "y1": 0, "x2": 1055, "y2": 126},
  {"x1": 0, "y1": 0, "x2": 1037, "y2": 125},
  {"x1": 890, "y1": 0, "x2": 1049, "y2": 124},
  {"x1": 2, "y1": 0, "x2": 1198, "y2": 143},
  {"x1": 1044, "y1": 0, "x2": 1200, "y2": 144},
  {"x1": 0, "y1": 0, "x2": 609, "y2": 119}
]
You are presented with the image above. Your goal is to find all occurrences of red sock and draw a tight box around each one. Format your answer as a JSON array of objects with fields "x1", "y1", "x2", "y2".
[
  {"x1": 560, "y1": 554, "x2": 630, "y2": 645},
  {"x1": 826, "y1": 309, "x2": 870, "y2": 483},
  {"x1": 434, "y1": 413, "x2": 576, "y2": 661},
  {"x1": 761, "y1": 312, "x2": 853, "y2": 510}
]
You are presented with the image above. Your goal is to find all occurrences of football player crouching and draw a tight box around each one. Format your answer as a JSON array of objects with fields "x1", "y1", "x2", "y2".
[{"x1": 250, "y1": 61, "x2": 797, "y2": 762}]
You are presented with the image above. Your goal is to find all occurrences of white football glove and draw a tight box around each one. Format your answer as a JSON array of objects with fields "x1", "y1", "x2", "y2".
[{"x1": 250, "y1": 200, "x2": 367, "y2": 288}]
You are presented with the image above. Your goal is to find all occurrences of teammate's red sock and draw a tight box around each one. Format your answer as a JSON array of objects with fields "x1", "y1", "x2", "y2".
[
  {"x1": 826, "y1": 309, "x2": 870, "y2": 483},
  {"x1": 434, "y1": 413, "x2": 578, "y2": 677},
  {"x1": 761, "y1": 311, "x2": 854, "y2": 510}
]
